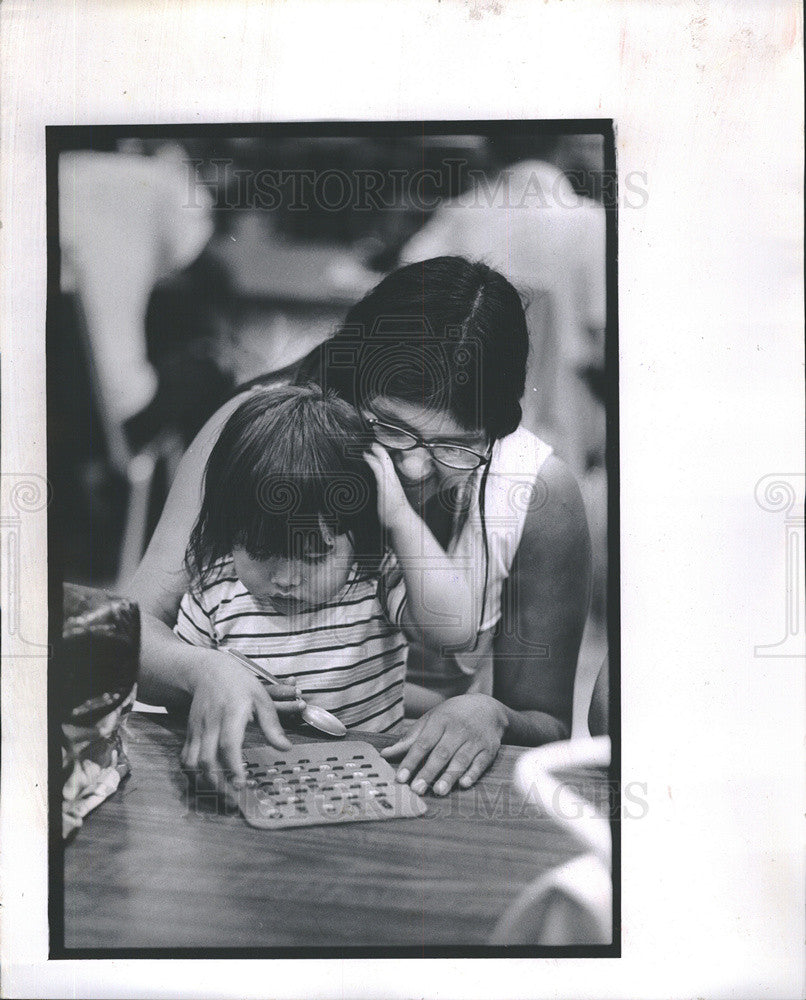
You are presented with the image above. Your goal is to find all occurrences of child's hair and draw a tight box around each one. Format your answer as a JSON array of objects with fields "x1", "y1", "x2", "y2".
[
  {"x1": 185, "y1": 384, "x2": 382, "y2": 591},
  {"x1": 296, "y1": 256, "x2": 529, "y2": 443}
]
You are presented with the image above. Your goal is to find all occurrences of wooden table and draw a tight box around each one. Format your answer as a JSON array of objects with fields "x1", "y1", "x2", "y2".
[{"x1": 62, "y1": 713, "x2": 606, "y2": 952}]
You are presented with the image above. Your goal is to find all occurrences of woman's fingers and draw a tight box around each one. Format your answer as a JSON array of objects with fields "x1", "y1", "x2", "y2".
[
  {"x1": 362, "y1": 449, "x2": 385, "y2": 488},
  {"x1": 363, "y1": 447, "x2": 381, "y2": 472},
  {"x1": 378, "y1": 732, "x2": 416, "y2": 759},
  {"x1": 379, "y1": 720, "x2": 425, "y2": 763},
  {"x1": 368, "y1": 442, "x2": 395, "y2": 472},
  {"x1": 457, "y1": 748, "x2": 495, "y2": 789},
  {"x1": 406, "y1": 729, "x2": 465, "y2": 795},
  {"x1": 372, "y1": 445, "x2": 409, "y2": 500},
  {"x1": 364, "y1": 446, "x2": 406, "y2": 502},
  {"x1": 389, "y1": 719, "x2": 447, "y2": 787},
  {"x1": 429, "y1": 743, "x2": 480, "y2": 796},
  {"x1": 384, "y1": 698, "x2": 505, "y2": 797}
]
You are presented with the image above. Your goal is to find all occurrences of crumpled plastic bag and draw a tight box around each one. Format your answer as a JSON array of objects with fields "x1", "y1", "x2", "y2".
[{"x1": 60, "y1": 584, "x2": 140, "y2": 838}]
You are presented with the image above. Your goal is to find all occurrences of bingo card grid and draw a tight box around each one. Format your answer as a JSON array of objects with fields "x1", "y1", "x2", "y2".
[{"x1": 238, "y1": 741, "x2": 428, "y2": 829}]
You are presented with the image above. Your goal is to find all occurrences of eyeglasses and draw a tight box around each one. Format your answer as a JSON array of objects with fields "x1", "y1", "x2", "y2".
[{"x1": 367, "y1": 416, "x2": 490, "y2": 471}]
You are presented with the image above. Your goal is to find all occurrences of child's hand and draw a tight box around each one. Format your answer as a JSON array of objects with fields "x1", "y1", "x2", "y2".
[
  {"x1": 260, "y1": 675, "x2": 307, "y2": 716},
  {"x1": 180, "y1": 651, "x2": 298, "y2": 791},
  {"x1": 364, "y1": 442, "x2": 415, "y2": 531}
]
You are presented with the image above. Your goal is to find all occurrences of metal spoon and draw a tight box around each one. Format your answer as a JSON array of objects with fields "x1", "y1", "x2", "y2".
[{"x1": 224, "y1": 647, "x2": 348, "y2": 738}]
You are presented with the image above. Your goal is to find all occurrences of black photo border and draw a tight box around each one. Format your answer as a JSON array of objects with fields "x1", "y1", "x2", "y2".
[{"x1": 46, "y1": 117, "x2": 620, "y2": 961}]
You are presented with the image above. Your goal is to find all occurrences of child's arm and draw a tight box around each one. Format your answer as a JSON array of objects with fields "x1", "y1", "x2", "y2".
[
  {"x1": 174, "y1": 590, "x2": 218, "y2": 648},
  {"x1": 145, "y1": 591, "x2": 303, "y2": 787},
  {"x1": 365, "y1": 444, "x2": 482, "y2": 652},
  {"x1": 127, "y1": 394, "x2": 297, "y2": 786}
]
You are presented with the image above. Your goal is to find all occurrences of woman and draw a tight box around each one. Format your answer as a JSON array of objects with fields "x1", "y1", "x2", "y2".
[{"x1": 129, "y1": 257, "x2": 591, "y2": 796}]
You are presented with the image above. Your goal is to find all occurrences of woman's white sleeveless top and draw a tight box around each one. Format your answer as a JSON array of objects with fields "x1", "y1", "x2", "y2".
[{"x1": 407, "y1": 425, "x2": 553, "y2": 699}]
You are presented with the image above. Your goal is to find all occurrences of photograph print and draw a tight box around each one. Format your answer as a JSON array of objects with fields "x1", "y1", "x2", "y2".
[{"x1": 48, "y1": 120, "x2": 619, "y2": 955}]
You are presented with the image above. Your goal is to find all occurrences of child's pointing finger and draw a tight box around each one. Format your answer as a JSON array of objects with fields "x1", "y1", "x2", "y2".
[{"x1": 262, "y1": 681, "x2": 300, "y2": 701}]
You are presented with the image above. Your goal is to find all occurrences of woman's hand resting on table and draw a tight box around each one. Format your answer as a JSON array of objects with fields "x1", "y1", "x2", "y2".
[
  {"x1": 179, "y1": 652, "x2": 304, "y2": 789},
  {"x1": 380, "y1": 694, "x2": 508, "y2": 795}
]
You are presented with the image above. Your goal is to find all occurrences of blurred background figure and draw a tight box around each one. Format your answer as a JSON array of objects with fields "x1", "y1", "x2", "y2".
[
  {"x1": 52, "y1": 130, "x2": 609, "y2": 724},
  {"x1": 401, "y1": 135, "x2": 608, "y2": 640},
  {"x1": 402, "y1": 134, "x2": 607, "y2": 476},
  {"x1": 59, "y1": 142, "x2": 219, "y2": 446},
  {"x1": 57, "y1": 142, "x2": 224, "y2": 582},
  {"x1": 491, "y1": 732, "x2": 612, "y2": 945}
]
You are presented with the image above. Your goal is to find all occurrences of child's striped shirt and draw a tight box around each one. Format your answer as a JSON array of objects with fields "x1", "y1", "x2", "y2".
[{"x1": 174, "y1": 557, "x2": 408, "y2": 733}]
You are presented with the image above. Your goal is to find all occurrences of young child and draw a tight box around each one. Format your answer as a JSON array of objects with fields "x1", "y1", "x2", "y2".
[{"x1": 173, "y1": 384, "x2": 478, "y2": 734}]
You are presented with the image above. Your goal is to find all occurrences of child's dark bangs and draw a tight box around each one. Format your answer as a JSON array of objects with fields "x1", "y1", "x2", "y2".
[
  {"x1": 242, "y1": 473, "x2": 345, "y2": 559},
  {"x1": 233, "y1": 507, "x2": 293, "y2": 561}
]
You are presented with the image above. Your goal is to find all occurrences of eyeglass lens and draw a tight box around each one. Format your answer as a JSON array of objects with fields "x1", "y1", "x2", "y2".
[{"x1": 371, "y1": 421, "x2": 482, "y2": 470}]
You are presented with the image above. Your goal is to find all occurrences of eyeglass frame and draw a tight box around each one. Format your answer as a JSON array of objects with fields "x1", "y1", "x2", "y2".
[{"x1": 366, "y1": 415, "x2": 492, "y2": 471}]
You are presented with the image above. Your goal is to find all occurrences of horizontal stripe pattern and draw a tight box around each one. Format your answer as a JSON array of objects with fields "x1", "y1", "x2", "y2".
[{"x1": 174, "y1": 557, "x2": 408, "y2": 732}]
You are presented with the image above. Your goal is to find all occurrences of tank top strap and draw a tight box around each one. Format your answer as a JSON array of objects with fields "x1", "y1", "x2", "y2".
[{"x1": 451, "y1": 425, "x2": 553, "y2": 634}]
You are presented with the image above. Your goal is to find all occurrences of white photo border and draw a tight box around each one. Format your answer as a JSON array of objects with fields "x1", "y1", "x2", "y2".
[{"x1": 1, "y1": 1, "x2": 803, "y2": 998}]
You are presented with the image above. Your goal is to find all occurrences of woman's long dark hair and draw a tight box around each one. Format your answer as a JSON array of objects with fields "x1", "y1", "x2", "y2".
[
  {"x1": 296, "y1": 256, "x2": 529, "y2": 442},
  {"x1": 186, "y1": 384, "x2": 382, "y2": 591},
  {"x1": 295, "y1": 257, "x2": 529, "y2": 643}
]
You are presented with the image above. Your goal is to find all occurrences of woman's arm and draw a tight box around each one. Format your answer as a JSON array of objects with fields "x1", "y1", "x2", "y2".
[
  {"x1": 588, "y1": 655, "x2": 609, "y2": 737},
  {"x1": 403, "y1": 681, "x2": 447, "y2": 717},
  {"x1": 382, "y1": 455, "x2": 592, "y2": 792},
  {"x1": 493, "y1": 453, "x2": 591, "y2": 743},
  {"x1": 125, "y1": 393, "x2": 295, "y2": 783},
  {"x1": 365, "y1": 444, "x2": 480, "y2": 650},
  {"x1": 126, "y1": 393, "x2": 245, "y2": 697}
]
